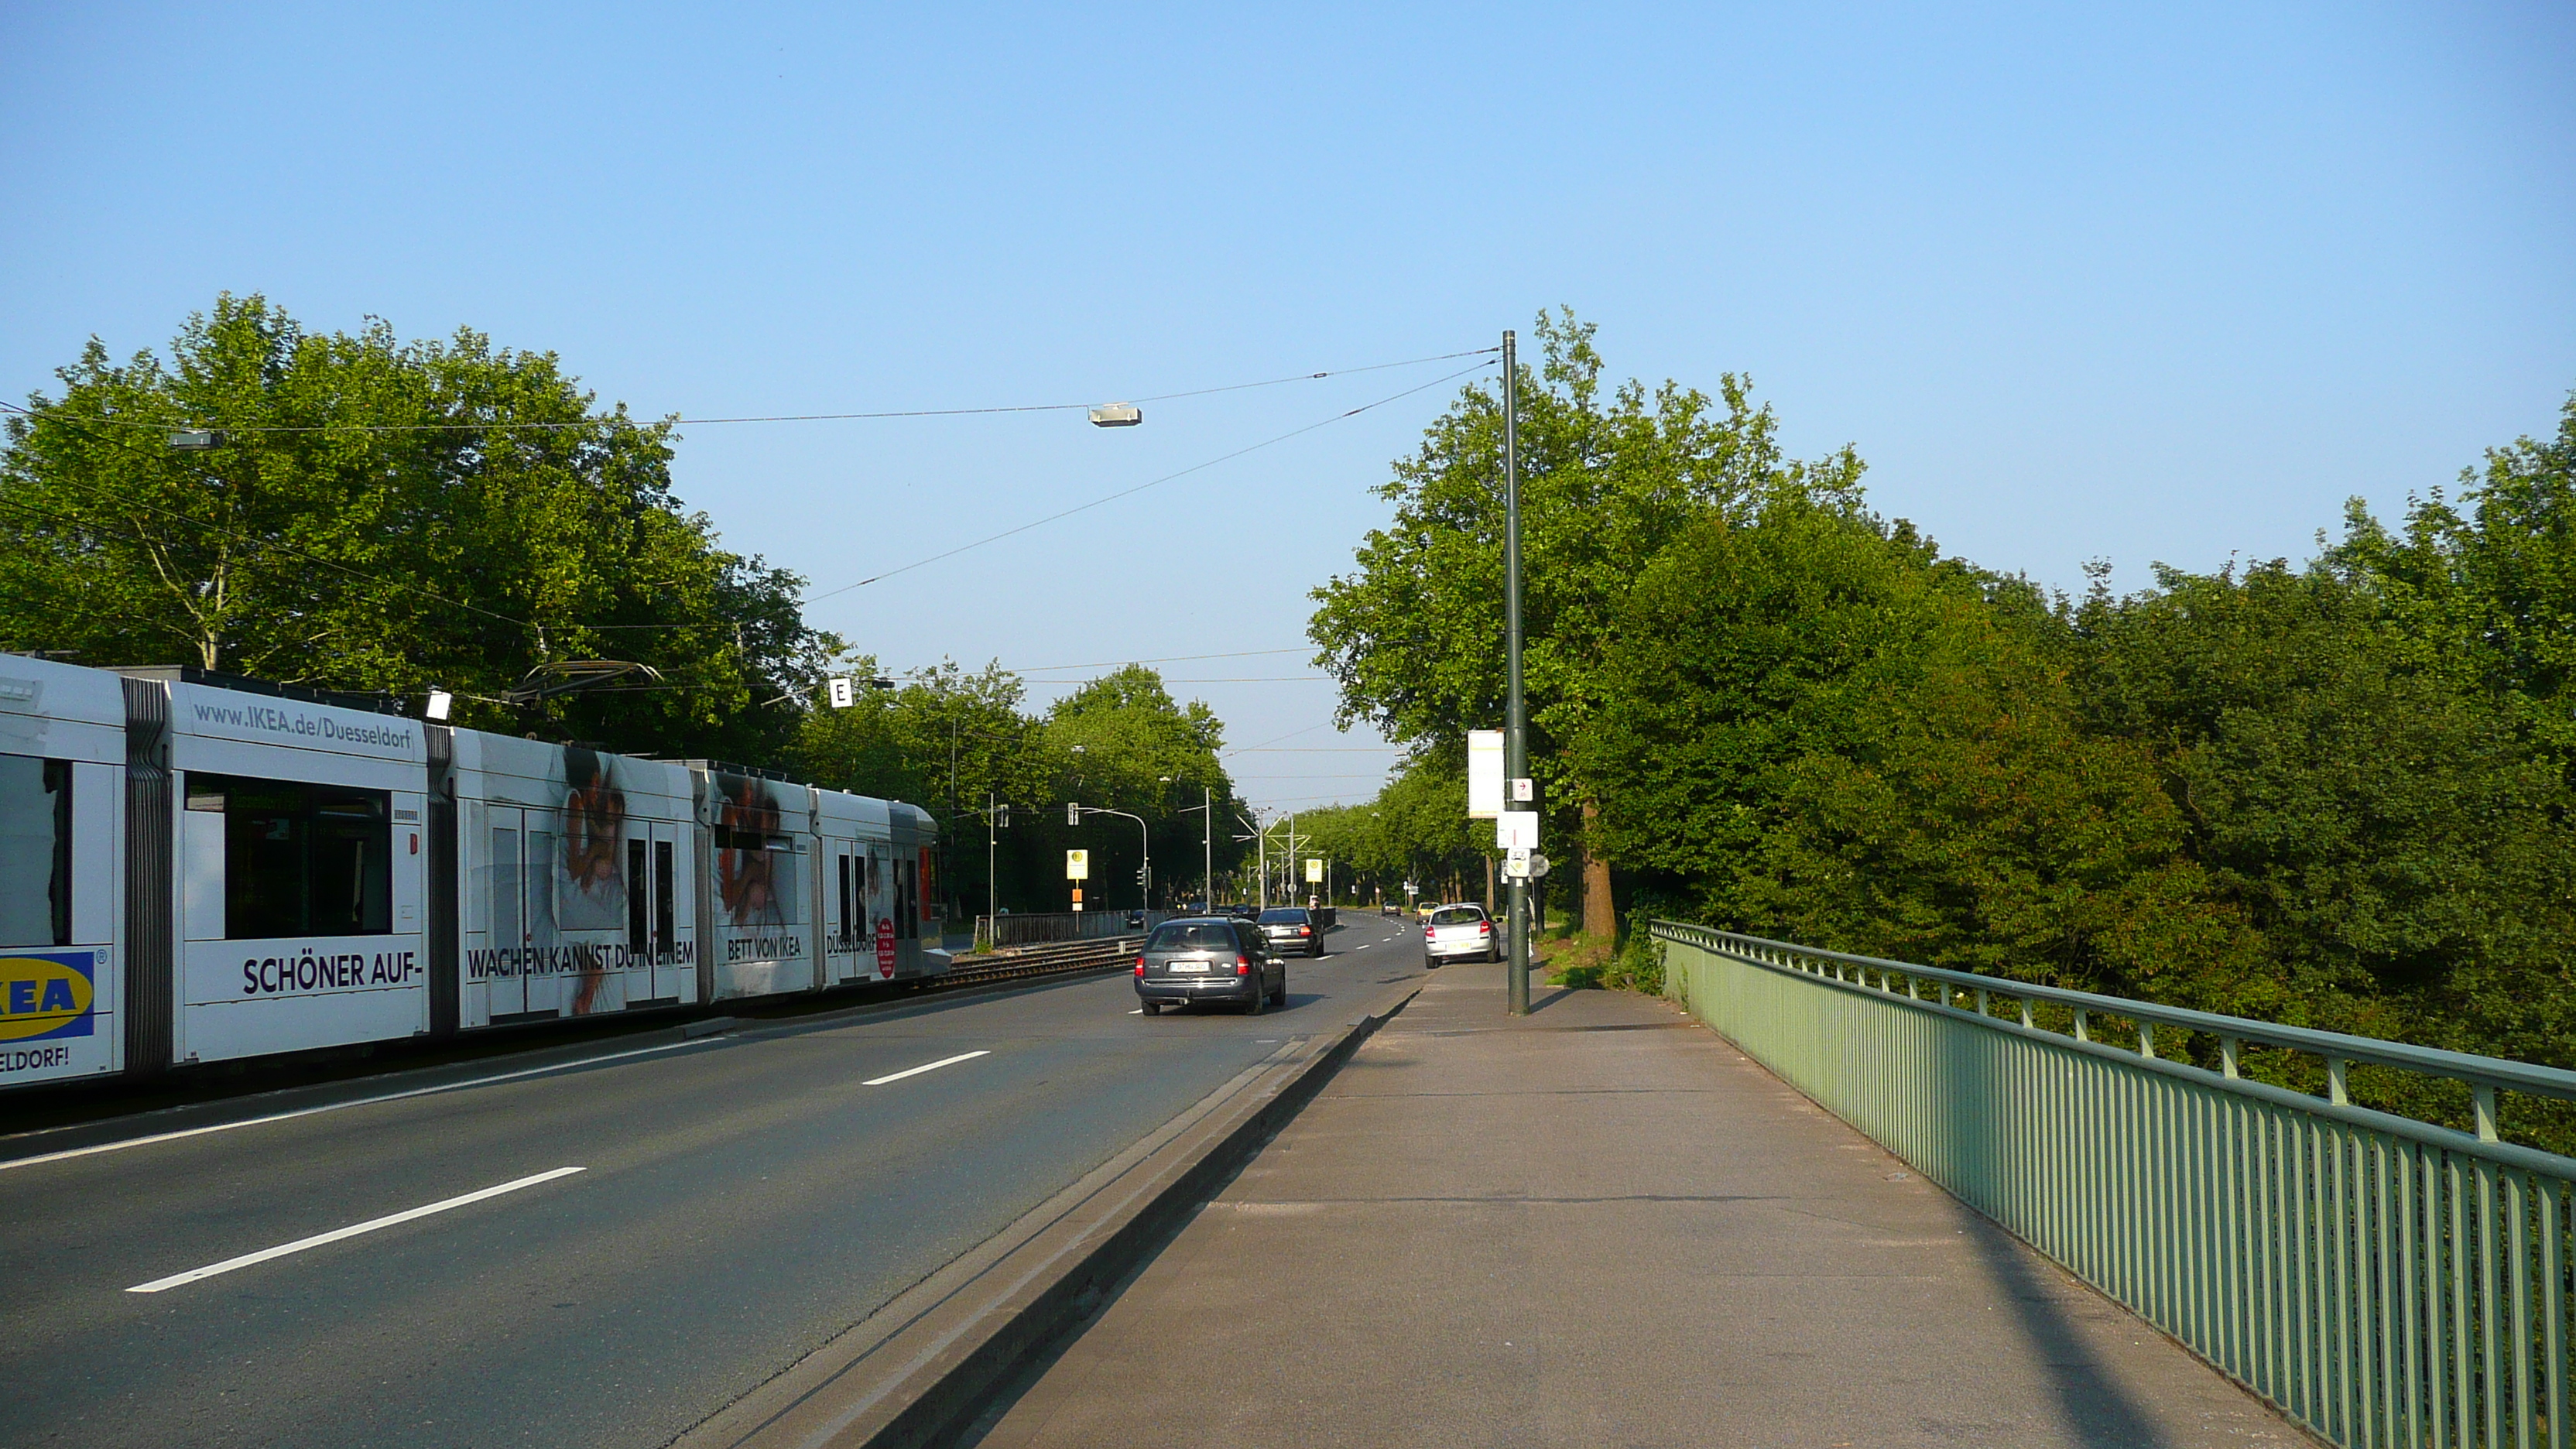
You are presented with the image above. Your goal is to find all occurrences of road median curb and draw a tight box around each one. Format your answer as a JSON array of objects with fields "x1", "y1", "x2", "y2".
[{"x1": 673, "y1": 983, "x2": 1420, "y2": 1449}]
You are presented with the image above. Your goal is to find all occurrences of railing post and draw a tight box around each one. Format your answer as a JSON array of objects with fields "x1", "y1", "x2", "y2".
[
  {"x1": 2074, "y1": 1009, "x2": 2089, "y2": 1043},
  {"x1": 2474, "y1": 1084, "x2": 2499, "y2": 1142},
  {"x1": 1975, "y1": 988, "x2": 1989, "y2": 1019},
  {"x1": 2139, "y1": 1023, "x2": 2156, "y2": 1060},
  {"x1": 2221, "y1": 1036, "x2": 2241, "y2": 1079},
  {"x1": 2019, "y1": 998, "x2": 2033, "y2": 1029},
  {"x1": 2327, "y1": 1058, "x2": 2348, "y2": 1106}
]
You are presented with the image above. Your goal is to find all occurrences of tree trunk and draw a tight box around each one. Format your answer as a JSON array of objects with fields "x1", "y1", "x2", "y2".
[
  {"x1": 1484, "y1": 855, "x2": 1496, "y2": 912},
  {"x1": 1582, "y1": 796, "x2": 1615, "y2": 939}
]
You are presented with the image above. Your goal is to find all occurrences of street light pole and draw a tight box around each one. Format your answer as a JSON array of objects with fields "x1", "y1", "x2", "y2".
[
  {"x1": 1071, "y1": 805, "x2": 1151, "y2": 917},
  {"x1": 1168, "y1": 779, "x2": 1216, "y2": 912},
  {"x1": 1503, "y1": 327, "x2": 1530, "y2": 1016}
]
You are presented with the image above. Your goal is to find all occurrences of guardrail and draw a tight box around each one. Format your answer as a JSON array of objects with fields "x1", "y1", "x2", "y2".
[
  {"x1": 975, "y1": 911, "x2": 1170, "y2": 947},
  {"x1": 1653, "y1": 921, "x2": 2575, "y2": 1449},
  {"x1": 942, "y1": 935, "x2": 1144, "y2": 987}
]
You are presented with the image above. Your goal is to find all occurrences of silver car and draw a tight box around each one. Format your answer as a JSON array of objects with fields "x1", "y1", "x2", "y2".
[
  {"x1": 1423, "y1": 903, "x2": 1498, "y2": 965},
  {"x1": 1135, "y1": 916, "x2": 1285, "y2": 1016}
]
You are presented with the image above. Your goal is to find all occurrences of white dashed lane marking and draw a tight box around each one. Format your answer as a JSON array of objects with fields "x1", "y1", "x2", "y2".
[
  {"x1": 127, "y1": 1166, "x2": 586, "y2": 1293},
  {"x1": 862, "y1": 1050, "x2": 991, "y2": 1086}
]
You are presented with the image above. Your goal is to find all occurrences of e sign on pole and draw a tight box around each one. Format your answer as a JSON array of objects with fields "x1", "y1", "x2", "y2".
[{"x1": 1467, "y1": 729, "x2": 1504, "y2": 819}]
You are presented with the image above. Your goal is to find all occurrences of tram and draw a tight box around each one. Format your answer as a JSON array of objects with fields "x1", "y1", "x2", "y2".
[{"x1": 0, "y1": 656, "x2": 940, "y2": 1090}]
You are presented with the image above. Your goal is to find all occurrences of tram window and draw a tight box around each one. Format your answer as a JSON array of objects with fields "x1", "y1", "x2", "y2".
[
  {"x1": 0, "y1": 755, "x2": 71, "y2": 947},
  {"x1": 653, "y1": 839, "x2": 674, "y2": 955},
  {"x1": 837, "y1": 854, "x2": 854, "y2": 941},
  {"x1": 627, "y1": 839, "x2": 649, "y2": 954},
  {"x1": 187, "y1": 773, "x2": 392, "y2": 939}
]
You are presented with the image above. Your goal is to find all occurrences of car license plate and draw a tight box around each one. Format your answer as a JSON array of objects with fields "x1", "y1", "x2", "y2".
[{"x1": 1170, "y1": 962, "x2": 1208, "y2": 973}]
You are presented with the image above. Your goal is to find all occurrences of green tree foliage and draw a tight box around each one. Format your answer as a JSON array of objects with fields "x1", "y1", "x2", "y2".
[
  {"x1": 793, "y1": 660, "x2": 1247, "y2": 918},
  {"x1": 1312, "y1": 314, "x2": 2576, "y2": 1105},
  {"x1": 1309, "y1": 309, "x2": 1863, "y2": 928},
  {"x1": 0, "y1": 294, "x2": 827, "y2": 762},
  {"x1": 1581, "y1": 498, "x2": 2239, "y2": 1002}
]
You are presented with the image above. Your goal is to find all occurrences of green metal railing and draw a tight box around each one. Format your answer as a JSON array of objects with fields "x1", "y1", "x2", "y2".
[{"x1": 1653, "y1": 921, "x2": 2576, "y2": 1449}]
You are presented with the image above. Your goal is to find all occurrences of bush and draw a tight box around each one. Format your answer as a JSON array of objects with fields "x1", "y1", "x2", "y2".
[{"x1": 1602, "y1": 933, "x2": 1665, "y2": 995}]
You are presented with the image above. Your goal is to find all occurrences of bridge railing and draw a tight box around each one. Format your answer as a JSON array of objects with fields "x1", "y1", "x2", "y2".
[{"x1": 1653, "y1": 921, "x2": 2576, "y2": 1449}]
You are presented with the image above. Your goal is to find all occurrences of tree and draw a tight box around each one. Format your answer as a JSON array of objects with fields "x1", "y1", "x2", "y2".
[
  {"x1": 1308, "y1": 309, "x2": 1863, "y2": 935},
  {"x1": 1047, "y1": 666, "x2": 1243, "y2": 906},
  {"x1": 0, "y1": 293, "x2": 830, "y2": 763},
  {"x1": 2323, "y1": 392, "x2": 2576, "y2": 769},
  {"x1": 795, "y1": 660, "x2": 1249, "y2": 917}
]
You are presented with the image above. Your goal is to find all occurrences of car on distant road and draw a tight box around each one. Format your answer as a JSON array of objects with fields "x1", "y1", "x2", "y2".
[
  {"x1": 1382, "y1": 900, "x2": 1401, "y2": 916},
  {"x1": 1125, "y1": 908, "x2": 1147, "y2": 929},
  {"x1": 1423, "y1": 903, "x2": 1499, "y2": 965},
  {"x1": 1135, "y1": 916, "x2": 1284, "y2": 1015},
  {"x1": 1258, "y1": 906, "x2": 1326, "y2": 957}
]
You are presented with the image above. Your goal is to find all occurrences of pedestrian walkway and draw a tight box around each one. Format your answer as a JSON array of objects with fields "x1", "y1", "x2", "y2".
[{"x1": 974, "y1": 962, "x2": 2311, "y2": 1448}]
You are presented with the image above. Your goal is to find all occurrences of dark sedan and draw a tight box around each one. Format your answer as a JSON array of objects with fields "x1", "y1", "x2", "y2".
[
  {"x1": 1135, "y1": 916, "x2": 1285, "y2": 1015},
  {"x1": 1257, "y1": 906, "x2": 1325, "y2": 957}
]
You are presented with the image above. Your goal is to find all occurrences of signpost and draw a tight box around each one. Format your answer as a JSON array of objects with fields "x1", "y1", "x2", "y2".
[
  {"x1": 1067, "y1": 848, "x2": 1088, "y2": 911},
  {"x1": 1500, "y1": 329, "x2": 1530, "y2": 1016}
]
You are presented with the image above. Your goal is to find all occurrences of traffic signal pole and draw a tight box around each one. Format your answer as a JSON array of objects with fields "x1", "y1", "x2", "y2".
[{"x1": 1503, "y1": 328, "x2": 1530, "y2": 1017}]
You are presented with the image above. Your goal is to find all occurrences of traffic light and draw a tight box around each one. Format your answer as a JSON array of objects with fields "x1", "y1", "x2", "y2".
[
  {"x1": 1136, "y1": 866, "x2": 1148, "y2": 885},
  {"x1": 1067, "y1": 801, "x2": 1081, "y2": 826},
  {"x1": 995, "y1": 803, "x2": 1009, "y2": 828}
]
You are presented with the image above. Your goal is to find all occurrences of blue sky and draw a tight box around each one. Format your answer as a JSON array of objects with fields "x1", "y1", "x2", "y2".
[{"x1": 4, "y1": 2, "x2": 2569, "y2": 811}]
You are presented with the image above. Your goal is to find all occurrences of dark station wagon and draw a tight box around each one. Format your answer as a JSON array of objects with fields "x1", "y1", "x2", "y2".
[{"x1": 1134, "y1": 916, "x2": 1286, "y2": 1016}]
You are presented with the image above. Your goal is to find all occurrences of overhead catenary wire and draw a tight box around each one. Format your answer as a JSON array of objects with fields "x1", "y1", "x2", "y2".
[
  {"x1": 0, "y1": 346, "x2": 1497, "y2": 436},
  {"x1": 807, "y1": 358, "x2": 1494, "y2": 600},
  {"x1": 1009, "y1": 646, "x2": 1311, "y2": 673},
  {"x1": 5, "y1": 348, "x2": 1492, "y2": 639}
]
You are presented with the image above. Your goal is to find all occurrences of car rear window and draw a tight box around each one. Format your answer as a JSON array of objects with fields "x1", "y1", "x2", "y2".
[
  {"x1": 1147, "y1": 923, "x2": 1239, "y2": 951},
  {"x1": 1430, "y1": 907, "x2": 1486, "y2": 926},
  {"x1": 1257, "y1": 909, "x2": 1307, "y2": 924}
]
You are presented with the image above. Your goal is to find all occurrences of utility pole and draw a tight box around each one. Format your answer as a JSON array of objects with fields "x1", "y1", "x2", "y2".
[
  {"x1": 1503, "y1": 327, "x2": 1530, "y2": 1016},
  {"x1": 985, "y1": 790, "x2": 1002, "y2": 937}
]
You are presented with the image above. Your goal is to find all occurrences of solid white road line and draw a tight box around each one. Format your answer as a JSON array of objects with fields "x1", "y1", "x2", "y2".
[
  {"x1": 862, "y1": 1050, "x2": 991, "y2": 1086},
  {"x1": 125, "y1": 1166, "x2": 586, "y2": 1293},
  {"x1": 2, "y1": 1041, "x2": 705, "y2": 1173}
]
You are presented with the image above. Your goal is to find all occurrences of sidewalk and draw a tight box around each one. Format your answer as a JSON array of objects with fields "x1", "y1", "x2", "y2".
[{"x1": 973, "y1": 962, "x2": 2310, "y2": 1448}]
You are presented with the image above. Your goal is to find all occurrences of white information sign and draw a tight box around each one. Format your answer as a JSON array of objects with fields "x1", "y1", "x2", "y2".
[
  {"x1": 1304, "y1": 858, "x2": 1324, "y2": 883},
  {"x1": 1496, "y1": 810, "x2": 1540, "y2": 850},
  {"x1": 827, "y1": 677, "x2": 855, "y2": 709},
  {"x1": 1468, "y1": 730, "x2": 1503, "y2": 818},
  {"x1": 1065, "y1": 848, "x2": 1090, "y2": 880}
]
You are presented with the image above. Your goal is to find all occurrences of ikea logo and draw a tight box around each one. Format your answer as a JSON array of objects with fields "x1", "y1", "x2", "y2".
[{"x1": 0, "y1": 953, "x2": 96, "y2": 1042}]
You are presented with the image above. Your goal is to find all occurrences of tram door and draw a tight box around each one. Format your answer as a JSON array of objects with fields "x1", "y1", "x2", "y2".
[
  {"x1": 825, "y1": 841, "x2": 865, "y2": 983},
  {"x1": 483, "y1": 808, "x2": 553, "y2": 1019},
  {"x1": 625, "y1": 821, "x2": 683, "y2": 1003}
]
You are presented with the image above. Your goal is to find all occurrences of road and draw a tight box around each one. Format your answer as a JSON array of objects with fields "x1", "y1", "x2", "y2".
[{"x1": 0, "y1": 910, "x2": 1428, "y2": 1449}]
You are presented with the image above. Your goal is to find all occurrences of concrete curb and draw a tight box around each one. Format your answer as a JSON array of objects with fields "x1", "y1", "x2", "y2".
[{"x1": 673, "y1": 985, "x2": 1421, "y2": 1449}]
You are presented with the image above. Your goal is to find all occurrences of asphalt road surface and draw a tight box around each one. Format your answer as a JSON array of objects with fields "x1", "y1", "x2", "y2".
[{"x1": 0, "y1": 911, "x2": 1428, "y2": 1448}]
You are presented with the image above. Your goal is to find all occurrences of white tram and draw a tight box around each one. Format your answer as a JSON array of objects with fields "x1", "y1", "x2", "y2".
[{"x1": 0, "y1": 656, "x2": 942, "y2": 1091}]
